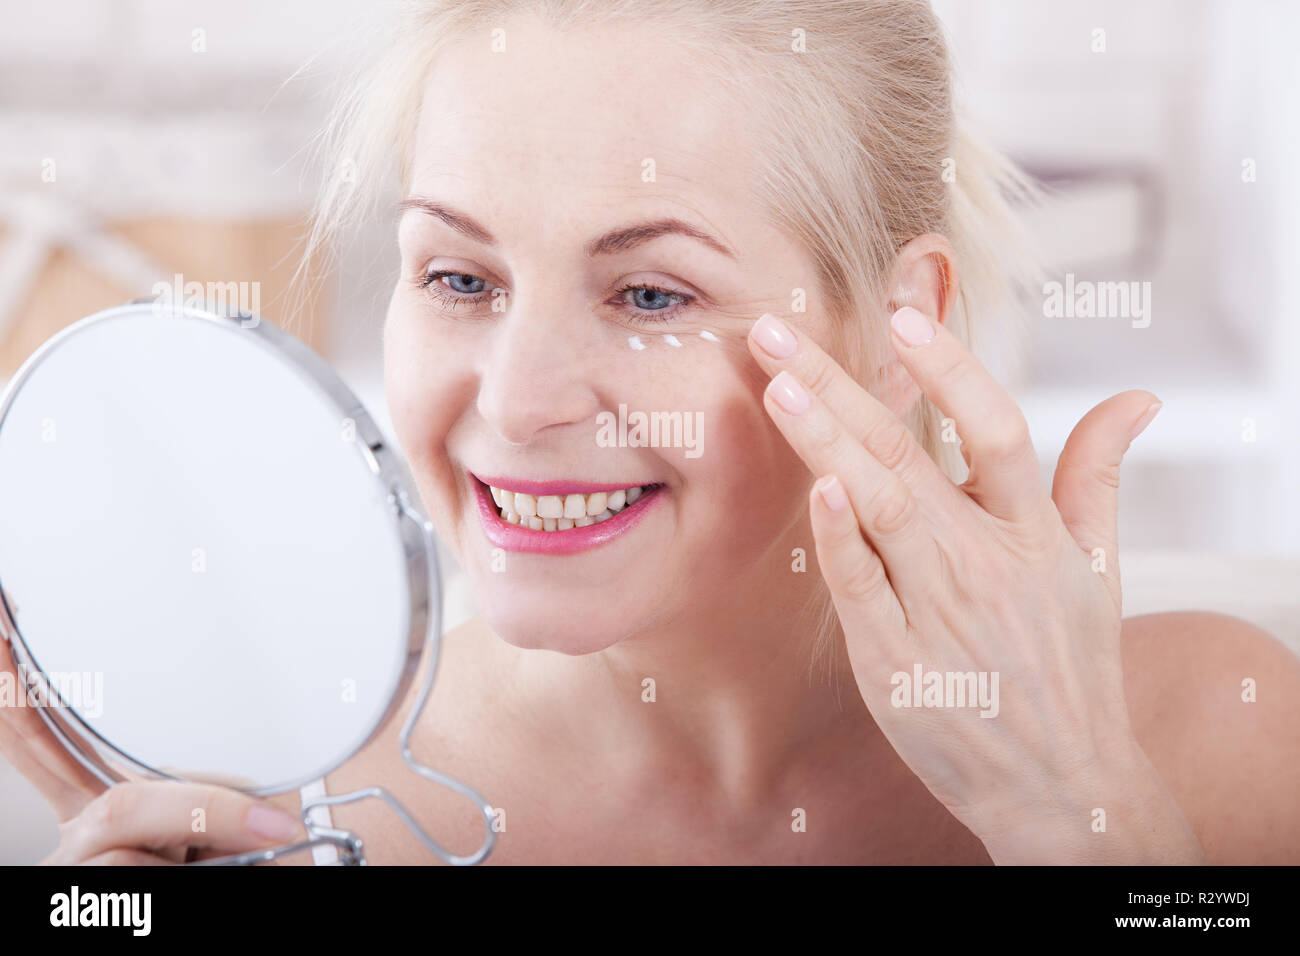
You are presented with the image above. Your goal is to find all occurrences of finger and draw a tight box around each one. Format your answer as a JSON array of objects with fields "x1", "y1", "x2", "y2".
[
  {"x1": 80, "y1": 849, "x2": 178, "y2": 866},
  {"x1": 158, "y1": 843, "x2": 192, "y2": 864},
  {"x1": 1052, "y1": 390, "x2": 1161, "y2": 607},
  {"x1": 748, "y1": 313, "x2": 955, "y2": 504},
  {"x1": 57, "y1": 781, "x2": 305, "y2": 863},
  {"x1": 0, "y1": 640, "x2": 107, "y2": 820},
  {"x1": 0, "y1": 724, "x2": 103, "y2": 821},
  {"x1": 887, "y1": 306, "x2": 1047, "y2": 523},
  {"x1": 763, "y1": 369, "x2": 936, "y2": 594},
  {"x1": 809, "y1": 476, "x2": 908, "y2": 645}
]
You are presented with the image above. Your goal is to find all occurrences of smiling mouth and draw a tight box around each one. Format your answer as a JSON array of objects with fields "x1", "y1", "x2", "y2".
[
  {"x1": 467, "y1": 471, "x2": 666, "y2": 554},
  {"x1": 477, "y1": 478, "x2": 659, "y2": 531},
  {"x1": 488, "y1": 486, "x2": 650, "y2": 530}
]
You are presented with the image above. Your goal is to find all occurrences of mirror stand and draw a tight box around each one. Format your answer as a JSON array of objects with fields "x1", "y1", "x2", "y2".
[
  {"x1": 0, "y1": 442, "x2": 497, "y2": 868},
  {"x1": 196, "y1": 496, "x2": 497, "y2": 867}
]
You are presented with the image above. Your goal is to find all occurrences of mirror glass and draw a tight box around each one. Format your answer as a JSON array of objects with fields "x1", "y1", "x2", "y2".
[{"x1": 0, "y1": 303, "x2": 422, "y2": 793}]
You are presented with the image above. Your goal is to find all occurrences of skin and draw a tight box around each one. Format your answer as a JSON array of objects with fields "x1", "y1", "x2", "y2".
[{"x1": 4, "y1": 14, "x2": 1298, "y2": 865}]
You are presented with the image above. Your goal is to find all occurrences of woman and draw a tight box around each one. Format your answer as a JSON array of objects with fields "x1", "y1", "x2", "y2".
[{"x1": 7, "y1": 0, "x2": 1298, "y2": 864}]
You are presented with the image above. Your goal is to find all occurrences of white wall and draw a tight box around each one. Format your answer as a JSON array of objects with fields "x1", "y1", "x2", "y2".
[{"x1": 935, "y1": 0, "x2": 1300, "y2": 555}]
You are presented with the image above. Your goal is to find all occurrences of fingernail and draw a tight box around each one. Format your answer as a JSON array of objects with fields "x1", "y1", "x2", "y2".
[
  {"x1": 768, "y1": 370, "x2": 810, "y2": 415},
  {"x1": 246, "y1": 805, "x2": 300, "y2": 841},
  {"x1": 815, "y1": 475, "x2": 848, "y2": 512},
  {"x1": 751, "y1": 313, "x2": 798, "y2": 359},
  {"x1": 890, "y1": 306, "x2": 935, "y2": 347},
  {"x1": 1129, "y1": 401, "x2": 1163, "y2": 441}
]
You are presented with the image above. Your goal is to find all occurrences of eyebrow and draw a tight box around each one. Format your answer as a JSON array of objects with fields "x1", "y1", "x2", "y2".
[{"x1": 398, "y1": 197, "x2": 737, "y2": 260}]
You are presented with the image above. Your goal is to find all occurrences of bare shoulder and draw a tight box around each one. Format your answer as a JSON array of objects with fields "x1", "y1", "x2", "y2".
[{"x1": 1120, "y1": 610, "x2": 1300, "y2": 863}]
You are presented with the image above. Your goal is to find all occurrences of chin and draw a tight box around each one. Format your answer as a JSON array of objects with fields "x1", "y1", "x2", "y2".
[{"x1": 479, "y1": 600, "x2": 632, "y2": 655}]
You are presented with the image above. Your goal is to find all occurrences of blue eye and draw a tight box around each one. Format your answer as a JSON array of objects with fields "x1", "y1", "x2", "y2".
[
  {"x1": 612, "y1": 282, "x2": 693, "y2": 321},
  {"x1": 621, "y1": 285, "x2": 672, "y2": 309},
  {"x1": 418, "y1": 269, "x2": 694, "y2": 322},
  {"x1": 441, "y1": 273, "x2": 487, "y2": 294},
  {"x1": 421, "y1": 270, "x2": 493, "y2": 303}
]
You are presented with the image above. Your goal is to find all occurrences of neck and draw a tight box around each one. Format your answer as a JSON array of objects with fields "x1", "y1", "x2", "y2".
[{"x1": 493, "y1": 527, "x2": 877, "y2": 804}]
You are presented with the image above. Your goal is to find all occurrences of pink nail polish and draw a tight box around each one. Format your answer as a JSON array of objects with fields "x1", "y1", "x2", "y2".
[
  {"x1": 890, "y1": 306, "x2": 935, "y2": 347},
  {"x1": 768, "y1": 370, "x2": 810, "y2": 415},
  {"x1": 246, "y1": 805, "x2": 300, "y2": 841},
  {"x1": 1129, "y1": 401, "x2": 1162, "y2": 441},
  {"x1": 751, "y1": 313, "x2": 798, "y2": 359},
  {"x1": 816, "y1": 475, "x2": 848, "y2": 511}
]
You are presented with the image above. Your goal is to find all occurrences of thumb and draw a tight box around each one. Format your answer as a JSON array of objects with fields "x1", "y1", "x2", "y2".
[{"x1": 1051, "y1": 390, "x2": 1162, "y2": 602}]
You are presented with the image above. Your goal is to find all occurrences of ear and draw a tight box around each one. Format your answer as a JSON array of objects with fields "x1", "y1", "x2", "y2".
[{"x1": 871, "y1": 233, "x2": 959, "y2": 421}]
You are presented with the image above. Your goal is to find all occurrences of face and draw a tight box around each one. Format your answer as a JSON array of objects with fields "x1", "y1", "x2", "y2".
[{"x1": 385, "y1": 15, "x2": 832, "y2": 654}]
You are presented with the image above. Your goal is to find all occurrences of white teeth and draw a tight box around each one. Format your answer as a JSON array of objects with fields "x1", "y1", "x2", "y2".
[{"x1": 485, "y1": 482, "x2": 654, "y2": 531}]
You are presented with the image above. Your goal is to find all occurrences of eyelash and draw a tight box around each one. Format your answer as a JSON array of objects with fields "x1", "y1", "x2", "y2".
[{"x1": 418, "y1": 270, "x2": 695, "y2": 324}]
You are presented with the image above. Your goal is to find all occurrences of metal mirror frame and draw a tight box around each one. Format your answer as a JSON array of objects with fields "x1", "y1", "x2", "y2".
[{"x1": 0, "y1": 300, "x2": 496, "y2": 865}]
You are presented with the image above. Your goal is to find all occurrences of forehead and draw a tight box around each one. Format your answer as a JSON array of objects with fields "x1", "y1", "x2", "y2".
[{"x1": 407, "y1": 15, "x2": 755, "y2": 243}]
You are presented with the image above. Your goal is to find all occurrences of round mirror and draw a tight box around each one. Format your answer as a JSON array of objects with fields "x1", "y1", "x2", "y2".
[{"x1": 0, "y1": 301, "x2": 430, "y2": 796}]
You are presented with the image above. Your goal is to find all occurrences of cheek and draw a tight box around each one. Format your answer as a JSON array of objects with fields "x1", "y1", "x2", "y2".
[
  {"x1": 707, "y1": 387, "x2": 807, "y2": 522},
  {"x1": 649, "y1": 340, "x2": 809, "y2": 550},
  {"x1": 382, "y1": 302, "x2": 477, "y2": 513}
]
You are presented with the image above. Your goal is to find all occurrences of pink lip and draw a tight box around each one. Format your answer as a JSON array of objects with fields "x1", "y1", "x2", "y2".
[
  {"x1": 470, "y1": 476, "x2": 664, "y2": 555},
  {"x1": 470, "y1": 473, "x2": 650, "y2": 497}
]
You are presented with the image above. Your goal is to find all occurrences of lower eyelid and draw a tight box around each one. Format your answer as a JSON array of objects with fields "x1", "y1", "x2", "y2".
[{"x1": 624, "y1": 303, "x2": 693, "y2": 328}]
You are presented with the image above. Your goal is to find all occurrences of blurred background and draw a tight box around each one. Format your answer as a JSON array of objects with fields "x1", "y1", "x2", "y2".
[{"x1": 1, "y1": 0, "x2": 1297, "y2": 861}]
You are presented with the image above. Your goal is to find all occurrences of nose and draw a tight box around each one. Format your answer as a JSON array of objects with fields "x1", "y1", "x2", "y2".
[{"x1": 475, "y1": 295, "x2": 602, "y2": 446}]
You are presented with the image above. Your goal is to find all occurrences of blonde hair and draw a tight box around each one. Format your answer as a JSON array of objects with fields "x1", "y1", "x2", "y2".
[{"x1": 296, "y1": 0, "x2": 1042, "y2": 687}]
